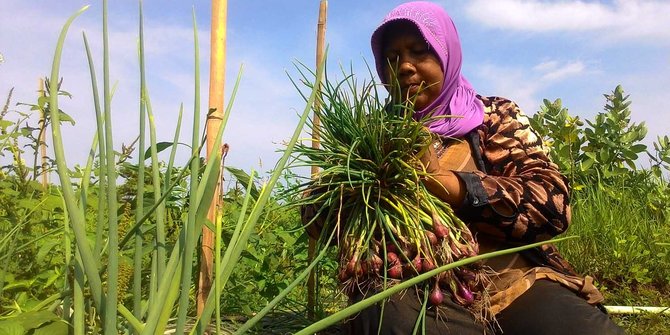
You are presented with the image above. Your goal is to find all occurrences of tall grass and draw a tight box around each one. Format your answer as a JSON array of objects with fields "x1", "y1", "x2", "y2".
[
  {"x1": 561, "y1": 182, "x2": 670, "y2": 288},
  {"x1": 558, "y1": 181, "x2": 670, "y2": 334}
]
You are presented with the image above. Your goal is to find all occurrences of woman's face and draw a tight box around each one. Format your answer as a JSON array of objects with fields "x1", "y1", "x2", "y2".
[{"x1": 382, "y1": 22, "x2": 444, "y2": 111}]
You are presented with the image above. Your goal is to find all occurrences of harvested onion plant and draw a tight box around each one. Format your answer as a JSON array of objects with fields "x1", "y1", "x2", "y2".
[{"x1": 291, "y1": 68, "x2": 492, "y2": 322}]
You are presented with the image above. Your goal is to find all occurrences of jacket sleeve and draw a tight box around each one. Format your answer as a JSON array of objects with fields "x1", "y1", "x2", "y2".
[{"x1": 455, "y1": 98, "x2": 571, "y2": 243}]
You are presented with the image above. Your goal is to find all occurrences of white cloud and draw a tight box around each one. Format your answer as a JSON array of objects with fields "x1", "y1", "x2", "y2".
[
  {"x1": 532, "y1": 60, "x2": 559, "y2": 72},
  {"x1": 465, "y1": 0, "x2": 670, "y2": 42},
  {"x1": 475, "y1": 63, "x2": 539, "y2": 111},
  {"x1": 0, "y1": 0, "x2": 303, "y2": 173},
  {"x1": 535, "y1": 60, "x2": 586, "y2": 81},
  {"x1": 1, "y1": 1, "x2": 201, "y2": 176},
  {"x1": 475, "y1": 58, "x2": 587, "y2": 111},
  {"x1": 474, "y1": 57, "x2": 669, "y2": 167}
]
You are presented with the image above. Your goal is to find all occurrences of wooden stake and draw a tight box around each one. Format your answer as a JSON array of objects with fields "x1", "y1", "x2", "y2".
[
  {"x1": 308, "y1": 0, "x2": 327, "y2": 321},
  {"x1": 198, "y1": 0, "x2": 228, "y2": 315}
]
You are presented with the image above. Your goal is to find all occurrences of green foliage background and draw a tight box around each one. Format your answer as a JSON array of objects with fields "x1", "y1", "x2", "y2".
[
  {"x1": 530, "y1": 86, "x2": 670, "y2": 332},
  {"x1": 1, "y1": 79, "x2": 669, "y2": 333}
]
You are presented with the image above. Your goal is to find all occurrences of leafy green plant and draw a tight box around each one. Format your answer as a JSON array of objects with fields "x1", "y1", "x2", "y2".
[
  {"x1": 0, "y1": 310, "x2": 69, "y2": 335},
  {"x1": 531, "y1": 85, "x2": 651, "y2": 185},
  {"x1": 529, "y1": 88, "x2": 670, "y2": 333},
  {"x1": 16, "y1": 80, "x2": 75, "y2": 181},
  {"x1": 0, "y1": 91, "x2": 67, "y2": 315},
  {"x1": 532, "y1": 84, "x2": 670, "y2": 225},
  {"x1": 648, "y1": 135, "x2": 670, "y2": 179},
  {"x1": 216, "y1": 178, "x2": 308, "y2": 315},
  {"x1": 582, "y1": 85, "x2": 648, "y2": 180},
  {"x1": 529, "y1": 98, "x2": 585, "y2": 186}
]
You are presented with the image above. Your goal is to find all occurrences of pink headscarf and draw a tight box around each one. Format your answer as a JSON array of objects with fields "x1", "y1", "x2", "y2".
[{"x1": 371, "y1": 1, "x2": 484, "y2": 138}]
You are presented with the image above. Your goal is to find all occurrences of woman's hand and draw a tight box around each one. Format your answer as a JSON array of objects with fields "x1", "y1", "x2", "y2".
[
  {"x1": 420, "y1": 141, "x2": 441, "y2": 174},
  {"x1": 419, "y1": 142, "x2": 466, "y2": 208}
]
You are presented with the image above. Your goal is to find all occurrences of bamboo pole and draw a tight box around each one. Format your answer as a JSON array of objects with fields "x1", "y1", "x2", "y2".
[
  {"x1": 307, "y1": 0, "x2": 327, "y2": 321},
  {"x1": 198, "y1": 0, "x2": 228, "y2": 315}
]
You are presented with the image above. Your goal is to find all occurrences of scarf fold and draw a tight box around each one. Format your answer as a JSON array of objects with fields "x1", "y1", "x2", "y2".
[{"x1": 371, "y1": 1, "x2": 484, "y2": 138}]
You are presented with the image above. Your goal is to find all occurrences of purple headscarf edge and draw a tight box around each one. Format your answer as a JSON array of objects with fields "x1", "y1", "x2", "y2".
[{"x1": 370, "y1": 1, "x2": 485, "y2": 138}]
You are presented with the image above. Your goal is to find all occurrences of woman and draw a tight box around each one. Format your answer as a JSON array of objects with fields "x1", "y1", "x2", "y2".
[{"x1": 305, "y1": 2, "x2": 625, "y2": 334}]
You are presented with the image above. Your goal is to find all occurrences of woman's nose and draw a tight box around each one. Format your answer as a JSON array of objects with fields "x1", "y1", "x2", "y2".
[{"x1": 397, "y1": 55, "x2": 416, "y2": 75}]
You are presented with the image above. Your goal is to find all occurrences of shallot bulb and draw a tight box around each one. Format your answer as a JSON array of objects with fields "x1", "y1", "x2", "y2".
[
  {"x1": 429, "y1": 284, "x2": 444, "y2": 306},
  {"x1": 455, "y1": 279, "x2": 475, "y2": 306},
  {"x1": 431, "y1": 213, "x2": 449, "y2": 239},
  {"x1": 421, "y1": 258, "x2": 436, "y2": 272},
  {"x1": 425, "y1": 230, "x2": 438, "y2": 246},
  {"x1": 388, "y1": 263, "x2": 403, "y2": 279}
]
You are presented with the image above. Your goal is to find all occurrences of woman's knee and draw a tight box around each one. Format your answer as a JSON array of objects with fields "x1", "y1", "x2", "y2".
[{"x1": 494, "y1": 280, "x2": 625, "y2": 335}]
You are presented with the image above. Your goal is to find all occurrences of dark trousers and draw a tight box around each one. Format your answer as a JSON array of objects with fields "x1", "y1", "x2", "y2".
[{"x1": 344, "y1": 279, "x2": 626, "y2": 335}]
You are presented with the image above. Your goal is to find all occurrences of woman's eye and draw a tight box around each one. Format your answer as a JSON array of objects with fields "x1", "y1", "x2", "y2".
[{"x1": 412, "y1": 47, "x2": 428, "y2": 56}]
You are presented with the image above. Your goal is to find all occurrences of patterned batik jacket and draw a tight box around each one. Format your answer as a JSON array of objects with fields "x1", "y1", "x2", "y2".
[{"x1": 440, "y1": 95, "x2": 604, "y2": 314}]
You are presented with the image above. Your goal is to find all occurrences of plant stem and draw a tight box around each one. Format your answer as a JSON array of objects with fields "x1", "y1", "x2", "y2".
[
  {"x1": 145, "y1": 86, "x2": 167, "y2": 288},
  {"x1": 48, "y1": 4, "x2": 108, "y2": 320},
  {"x1": 175, "y1": 8, "x2": 202, "y2": 334},
  {"x1": 134, "y1": 0, "x2": 147, "y2": 325},
  {"x1": 192, "y1": 53, "x2": 326, "y2": 333},
  {"x1": 102, "y1": 0, "x2": 120, "y2": 332}
]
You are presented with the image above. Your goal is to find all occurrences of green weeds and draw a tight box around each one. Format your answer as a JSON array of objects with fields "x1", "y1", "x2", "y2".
[{"x1": 532, "y1": 86, "x2": 670, "y2": 333}]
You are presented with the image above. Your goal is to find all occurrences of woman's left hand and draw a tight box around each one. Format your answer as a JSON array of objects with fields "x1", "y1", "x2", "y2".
[{"x1": 420, "y1": 141, "x2": 441, "y2": 174}]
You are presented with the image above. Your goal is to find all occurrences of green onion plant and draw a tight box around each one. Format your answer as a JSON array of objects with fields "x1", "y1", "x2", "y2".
[{"x1": 42, "y1": 1, "x2": 326, "y2": 333}]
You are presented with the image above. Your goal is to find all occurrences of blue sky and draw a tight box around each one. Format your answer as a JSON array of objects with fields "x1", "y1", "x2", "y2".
[{"x1": 1, "y1": 0, "x2": 669, "y2": 177}]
